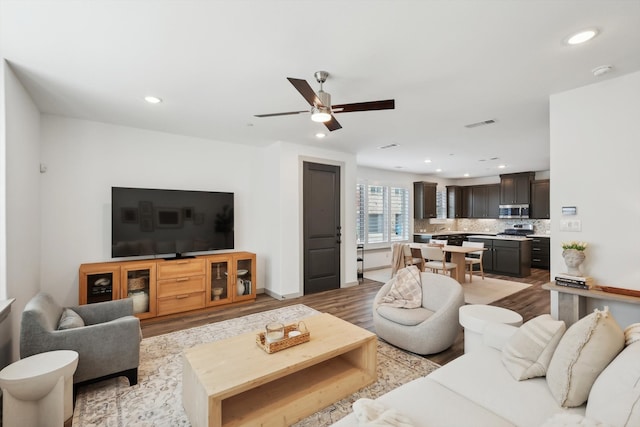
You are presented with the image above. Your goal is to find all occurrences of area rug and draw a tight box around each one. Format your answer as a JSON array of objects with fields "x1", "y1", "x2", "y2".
[
  {"x1": 365, "y1": 268, "x2": 531, "y2": 305},
  {"x1": 72, "y1": 304, "x2": 439, "y2": 427},
  {"x1": 462, "y1": 277, "x2": 531, "y2": 305}
]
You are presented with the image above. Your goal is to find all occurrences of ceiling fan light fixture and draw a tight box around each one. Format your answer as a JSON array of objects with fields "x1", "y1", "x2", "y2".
[
  {"x1": 311, "y1": 106, "x2": 332, "y2": 123},
  {"x1": 565, "y1": 28, "x2": 598, "y2": 45}
]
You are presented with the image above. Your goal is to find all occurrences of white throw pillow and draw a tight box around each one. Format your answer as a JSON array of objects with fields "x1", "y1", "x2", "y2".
[
  {"x1": 58, "y1": 308, "x2": 85, "y2": 330},
  {"x1": 623, "y1": 322, "x2": 640, "y2": 346},
  {"x1": 546, "y1": 307, "x2": 624, "y2": 407},
  {"x1": 586, "y1": 341, "x2": 640, "y2": 427},
  {"x1": 501, "y1": 314, "x2": 566, "y2": 380},
  {"x1": 380, "y1": 266, "x2": 422, "y2": 308}
]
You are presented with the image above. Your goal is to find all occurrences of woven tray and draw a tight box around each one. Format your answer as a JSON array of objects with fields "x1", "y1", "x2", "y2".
[
  {"x1": 256, "y1": 323, "x2": 310, "y2": 354},
  {"x1": 598, "y1": 286, "x2": 640, "y2": 298}
]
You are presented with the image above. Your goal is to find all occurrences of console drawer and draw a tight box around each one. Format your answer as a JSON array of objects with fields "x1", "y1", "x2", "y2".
[
  {"x1": 157, "y1": 259, "x2": 206, "y2": 280},
  {"x1": 157, "y1": 276, "x2": 205, "y2": 298},
  {"x1": 157, "y1": 292, "x2": 205, "y2": 316}
]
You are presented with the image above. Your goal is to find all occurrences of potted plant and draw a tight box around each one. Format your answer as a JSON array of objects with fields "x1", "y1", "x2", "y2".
[{"x1": 561, "y1": 241, "x2": 588, "y2": 276}]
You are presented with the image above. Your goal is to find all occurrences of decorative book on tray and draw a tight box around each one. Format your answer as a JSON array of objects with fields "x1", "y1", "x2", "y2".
[{"x1": 555, "y1": 274, "x2": 595, "y2": 289}]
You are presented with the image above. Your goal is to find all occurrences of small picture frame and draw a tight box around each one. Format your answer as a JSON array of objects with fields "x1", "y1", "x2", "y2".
[
  {"x1": 183, "y1": 207, "x2": 194, "y2": 220},
  {"x1": 121, "y1": 207, "x2": 139, "y2": 224}
]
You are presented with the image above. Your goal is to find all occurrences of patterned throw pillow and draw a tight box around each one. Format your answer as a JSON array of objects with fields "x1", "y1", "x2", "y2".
[
  {"x1": 502, "y1": 314, "x2": 566, "y2": 381},
  {"x1": 546, "y1": 307, "x2": 624, "y2": 407},
  {"x1": 380, "y1": 266, "x2": 422, "y2": 308}
]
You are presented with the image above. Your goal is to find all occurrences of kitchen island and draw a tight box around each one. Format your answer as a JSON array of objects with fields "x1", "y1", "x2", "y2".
[{"x1": 468, "y1": 235, "x2": 532, "y2": 277}]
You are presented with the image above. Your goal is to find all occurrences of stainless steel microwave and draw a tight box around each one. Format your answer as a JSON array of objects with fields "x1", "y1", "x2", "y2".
[{"x1": 499, "y1": 204, "x2": 529, "y2": 219}]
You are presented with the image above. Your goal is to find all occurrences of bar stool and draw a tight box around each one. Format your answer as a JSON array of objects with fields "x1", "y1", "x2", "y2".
[{"x1": 0, "y1": 350, "x2": 78, "y2": 427}]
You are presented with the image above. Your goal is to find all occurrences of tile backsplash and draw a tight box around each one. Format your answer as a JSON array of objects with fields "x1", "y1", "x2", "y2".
[{"x1": 414, "y1": 218, "x2": 551, "y2": 235}]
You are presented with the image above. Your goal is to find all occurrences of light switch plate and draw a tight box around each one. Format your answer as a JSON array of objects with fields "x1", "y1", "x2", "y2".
[{"x1": 560, "y1": 219, "x2": 581, "y2": 231}]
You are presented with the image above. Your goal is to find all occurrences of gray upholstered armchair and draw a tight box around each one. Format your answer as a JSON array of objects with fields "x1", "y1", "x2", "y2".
[
  {"x1": 20, "y1": 292, "x2": 141, "y2": 386},
  {"x1": 373, "y1": 272, "x2": 464, "y2": 355}
]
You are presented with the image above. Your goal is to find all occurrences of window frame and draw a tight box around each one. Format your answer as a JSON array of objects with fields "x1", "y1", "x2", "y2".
[{"x1": 356, "y1": 182, "x2": 410, "y2": 247}]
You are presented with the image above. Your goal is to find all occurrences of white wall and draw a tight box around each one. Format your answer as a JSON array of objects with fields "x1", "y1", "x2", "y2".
[
  {"x1": 39, "y1": 116, "x2": 261, "y2": 306},
  {"x1": 550, "y1": 70, "x2": 640, "y2": 327},
  {"x1": 261, "y1": 142, "x2": 358, "y2": 299},
  {"x1": 2, "y1": 62, "x2": 42, "y2": 362},
  {"x1": 38, "y1": 116, "x2": 359, "y2": 306}
]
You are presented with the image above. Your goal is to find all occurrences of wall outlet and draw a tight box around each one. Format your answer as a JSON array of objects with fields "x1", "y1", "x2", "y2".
[{"x1": 560, "y1": 219, "x2": 582, "y2": 232}]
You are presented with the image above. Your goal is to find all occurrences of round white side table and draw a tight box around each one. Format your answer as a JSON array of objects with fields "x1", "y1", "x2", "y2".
[
  {"x1": 0, "y1": 350, "x2": 78, "y2": 427},
  {"x1": 459, "y1": 305, "x2": 523, "y2": 353}
]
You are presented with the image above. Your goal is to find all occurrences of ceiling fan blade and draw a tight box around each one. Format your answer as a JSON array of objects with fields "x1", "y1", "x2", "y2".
[
  {"x1": 254, "y1": 110, "x2": 308, "y2": 118},
  {"x1": 332, "y1": 99, "x2": 395, "y2": 113},
  {"x1": 324, "y1": 115, "x2": 342, "y2": 131},
  {"x1": 287, "y1": 78, "x2": 321, "y2": 106}
]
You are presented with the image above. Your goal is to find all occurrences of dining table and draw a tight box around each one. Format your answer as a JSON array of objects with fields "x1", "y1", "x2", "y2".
[{"x1": 441, "y1": 245, "x2": 485, "y2": 284}]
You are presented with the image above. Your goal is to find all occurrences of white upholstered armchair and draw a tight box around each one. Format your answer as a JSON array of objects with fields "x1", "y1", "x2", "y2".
[{"x1": 373, "y1": 272, "x2": 464, "y2": 355}]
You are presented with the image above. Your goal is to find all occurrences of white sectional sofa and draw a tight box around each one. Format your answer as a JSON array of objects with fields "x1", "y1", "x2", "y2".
[{"x1": 332, "y1": 312, "x2": 640, "y2": 427}]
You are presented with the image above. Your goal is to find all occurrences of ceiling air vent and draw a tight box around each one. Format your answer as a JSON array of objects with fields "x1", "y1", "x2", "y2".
[
  {"x1": 378, "y1": 143, "x2": 399, "y2": 149},
  {"x1": 465, "y1": 119, "x2": 496, "y2": 129}
]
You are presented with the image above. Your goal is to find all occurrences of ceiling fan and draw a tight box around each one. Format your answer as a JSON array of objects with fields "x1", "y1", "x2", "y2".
[{"x1": 254, "y1": 71, "x2": 395, "y2": 131}]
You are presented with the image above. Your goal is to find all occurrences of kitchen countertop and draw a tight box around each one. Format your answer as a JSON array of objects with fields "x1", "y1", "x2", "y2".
[
  {"x1": 467, "y1": 234, "x2": 532, "y2": 241},
  {"x1": 528, "y1": 234, "x2": 551, "y2": 238},
  {"x1": 414, "y1": 231, "x2": 497, "y2": 236}
]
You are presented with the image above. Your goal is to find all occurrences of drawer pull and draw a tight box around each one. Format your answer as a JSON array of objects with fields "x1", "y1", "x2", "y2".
[
  {"x1": 176, "y1": 261, "x2": 190, "y2": 265},
  {"x1": 176, "y1": 277, "x2": 190, "y2": 282},
  {"x1": 176, "y1": 294, "x2": 190, "y2": 299}
]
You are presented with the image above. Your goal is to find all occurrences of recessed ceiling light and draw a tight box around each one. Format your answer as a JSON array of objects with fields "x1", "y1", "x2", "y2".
[
  {"x1": 315, "y1": 132, "x2": 326, "y2": 138},
  {"x1": 463, "y1": 173, "x2": 470, "y2": 177},
  {"x1": 144, "y1": 96, "x2": 162, "y2": 104},
  {"x1": 498, "y1": 164, "x2": 506, "y2": 169},
  {"x1": 565, "y1": 29, "x2": 598, "y2": 45},
  {"x1": 435, "y1": 168, "x2": 442, "y2": 172},
  {"x1": 424, "y1": 159, "x2": 432, "y2": 163}
]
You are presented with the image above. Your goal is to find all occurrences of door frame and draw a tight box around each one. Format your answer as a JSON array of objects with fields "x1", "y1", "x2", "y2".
[{"x1": 298, "y1": 156, "x2": 345, "y2": 293}]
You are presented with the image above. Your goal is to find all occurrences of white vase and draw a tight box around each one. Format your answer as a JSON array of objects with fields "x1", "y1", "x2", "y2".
[
  {"x1": 237, "y1": 279, "x2": 245, "y2": 296},
  {"x1": 563, "y1": 249, "x2": 586, "y2": 276}
]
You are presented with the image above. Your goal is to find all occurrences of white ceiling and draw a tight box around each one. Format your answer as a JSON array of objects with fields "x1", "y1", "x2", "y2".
[{"x1": 2, "y1": 0, "x2": 639, "y2": 178}]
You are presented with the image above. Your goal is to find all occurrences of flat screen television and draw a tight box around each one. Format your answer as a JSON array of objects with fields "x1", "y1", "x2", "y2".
[{"x1": 112, "y1": 187, "x2": 234, "y2": 258}]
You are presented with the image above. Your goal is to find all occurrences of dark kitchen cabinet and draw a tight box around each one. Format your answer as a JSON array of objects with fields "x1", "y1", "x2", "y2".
[
  {"x1": 461, "y1": 186, "x2": 472, "y2": 218},
  {"x1": 469, "y1": 237, "x2": 531, "y2": 277},
  {"x1": 414, "y1": 181, "x2": 437, "y2": 219},
  {"x1": 447, "y1": 186, "x2": 463, "y2": 218},
  {"x1": 531, "y1": 180, "x2": 550, "y2": 219},
  {"x1": 500, "y1": 172, "x2": 534, "y2": 205},
  {"x1": 470, "y1": 184, "x2": 500, "y2": 218},
  {"x1": 530, "y1": 236, "x2": 550, "y2": 269}
]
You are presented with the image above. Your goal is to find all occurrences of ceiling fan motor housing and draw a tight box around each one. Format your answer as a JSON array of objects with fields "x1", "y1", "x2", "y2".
[{"x1": 317, "y1": 90, "x2": 331, "y2": 108}]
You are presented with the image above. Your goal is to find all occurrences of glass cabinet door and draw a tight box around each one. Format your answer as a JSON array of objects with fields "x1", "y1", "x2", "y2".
[
  {"x1": 121, "y1": 262, "x2": 156, "y2": 318},
  {"x1": 80, "y1": 264, "x2": 120, "y2": 305},
  {"x1": 206, "y1": 258, "x2": 231, "y2": 306},
  {"x1": 233, "y1": 253, "x2": 255, "y2": 301}
]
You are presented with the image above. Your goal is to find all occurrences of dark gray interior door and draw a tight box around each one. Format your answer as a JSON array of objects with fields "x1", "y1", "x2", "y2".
[{"x1": 303, "y1": 162, "x2": 341, "y2": 294}]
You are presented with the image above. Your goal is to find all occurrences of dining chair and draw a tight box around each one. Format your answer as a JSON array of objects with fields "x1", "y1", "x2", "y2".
[
  {"x1": 421, "y1": 245, "x2": 457, "y2": 276},
  {"x1": 403, "y1": 244, "x2": 425, "y2": 271},
  {"x1": 462, "y1": 241, "x2": 485, "y2": 282}
]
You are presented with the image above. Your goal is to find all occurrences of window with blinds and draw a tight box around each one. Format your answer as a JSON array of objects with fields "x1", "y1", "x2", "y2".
[{"x1": 356, "y1": 183, "x2": 409, "y2": 245}]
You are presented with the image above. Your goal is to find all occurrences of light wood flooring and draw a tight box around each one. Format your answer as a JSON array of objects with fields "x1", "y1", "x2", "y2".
[{"x1": 141, "y1": 268, "x2": 550, "y2": 366}]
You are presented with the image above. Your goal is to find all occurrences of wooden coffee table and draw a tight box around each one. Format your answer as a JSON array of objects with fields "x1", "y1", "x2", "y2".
[{"x1": 182, "y1": 312, "x2": 377, "y2": 427}]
